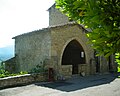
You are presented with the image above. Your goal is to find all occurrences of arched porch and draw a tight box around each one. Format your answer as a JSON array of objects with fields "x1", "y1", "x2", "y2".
[{"x1": 61, "y1": 39, "x2": 86, "y2": 74}]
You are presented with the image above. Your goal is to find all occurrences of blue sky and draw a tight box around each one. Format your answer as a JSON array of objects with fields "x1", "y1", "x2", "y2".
[{"x1": 0, "y1": 0, "x2": 55, "y2": 48}]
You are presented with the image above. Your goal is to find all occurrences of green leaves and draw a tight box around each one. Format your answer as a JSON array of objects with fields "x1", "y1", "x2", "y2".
[
  {"x1": 56, "y1": 0, "x2": 120, "y2": 70},
  {"x1": 0, "y1": 63, "x2": 28, "y2": 78},
  {"x1": 115, "y1": 53, "x2": 120, "y2": 72}
]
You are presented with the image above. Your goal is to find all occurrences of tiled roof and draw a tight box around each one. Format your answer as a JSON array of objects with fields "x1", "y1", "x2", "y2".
[{"x1": 13, "y1": 22, "x2": 90, "y2": 39}]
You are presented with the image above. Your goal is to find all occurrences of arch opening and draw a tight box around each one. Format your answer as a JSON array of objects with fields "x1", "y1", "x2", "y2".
[{"x1": 62, "y1": 40, "x2": 86, "y2": 74}]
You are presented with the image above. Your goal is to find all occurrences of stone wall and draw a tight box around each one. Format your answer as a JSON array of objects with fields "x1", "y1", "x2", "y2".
[
  {"x1": 10, "y1": 23, "x2": 116, "y2": 79},
  {"x1": 5, "y1": 57, "x2": 16, "y2": 73},
  {"x1": 110, "y1": 55, "x2": 117, "y2": 72},
  {"x1": 100, "y1": 56, "x2": 109, "y2": 73},
  {"x1": 0, "y1": 73, "x2": 47, "y2": 89},
  {"x1": 50, "y1": 23, "x2": 94, "y2": 76},
  {"x1": 78, "y1": 64, "x2": 88, "y2": 76},
  {"x1": 13, "y1": 28, "x2": 51, "y2": 72},
  {"x1": 61, "y1": 65, "x2": 72, "y2": 78}
]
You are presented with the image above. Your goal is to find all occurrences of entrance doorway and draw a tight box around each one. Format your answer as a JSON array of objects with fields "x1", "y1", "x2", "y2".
[{"x1": 62, "y1": 40, "x2": 86, "y2": 74}]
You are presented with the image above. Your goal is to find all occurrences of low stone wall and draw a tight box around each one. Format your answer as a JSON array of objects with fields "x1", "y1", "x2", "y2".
[
  {"x1": 0, "y1": 73, "x2": 47, "y2": 89},
  {"x1": 61, "y1": 65, "x2": 72, "y2": 78},
  {"x1": 78, "y1": 64, "x2": 88, "y2": 76}
]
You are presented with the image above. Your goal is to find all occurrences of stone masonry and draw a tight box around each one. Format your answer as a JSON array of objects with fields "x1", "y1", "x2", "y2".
[
  {"x1": 5, "y1": 3, "x2": 117, "y2": 80},
  {"x1": 12, "y1": 23, "x2": 95, "y2": 78}
]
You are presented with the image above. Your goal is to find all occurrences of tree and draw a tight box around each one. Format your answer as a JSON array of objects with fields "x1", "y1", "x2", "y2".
[{"x1": 56, "y1": 0, "x2": 120, "y2": 71}]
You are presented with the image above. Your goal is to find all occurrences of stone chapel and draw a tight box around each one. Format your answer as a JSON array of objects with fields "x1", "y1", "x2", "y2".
[{"x1": 6, "y1": 4, "x2": 117, "y2": 78}]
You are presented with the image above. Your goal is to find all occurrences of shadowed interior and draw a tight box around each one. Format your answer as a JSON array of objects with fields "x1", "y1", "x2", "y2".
[{"x1": 62, "y1": 40, "x2": 86, "y2": 74}]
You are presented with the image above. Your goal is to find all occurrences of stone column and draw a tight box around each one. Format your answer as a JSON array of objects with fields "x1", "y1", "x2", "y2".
[
  {"x1": 90, "y1": 58, "x2": 96, "y2": 75},
  {"x1": 100, "y1": 56, "x2": 109, "y2": 74},
  {"x1": 111, "y1": 54, "x2": 117, "y2": 72}
]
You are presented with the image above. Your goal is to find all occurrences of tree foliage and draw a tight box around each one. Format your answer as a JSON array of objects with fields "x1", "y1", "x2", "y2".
[{"x1": 56, "y1": 0, "x2": 120, "y2": 70}]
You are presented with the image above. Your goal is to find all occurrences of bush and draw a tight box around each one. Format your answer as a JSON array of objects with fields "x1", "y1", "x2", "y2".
[
  {"x1": 0, "y1": 62, "x2": 9, "y2": 78},
  {"x1": 115, "y1": 53, "x2": 120, "y2": 73},
  {"x1": 0, "y1": 62, "x2": 28, "y2": 78}
]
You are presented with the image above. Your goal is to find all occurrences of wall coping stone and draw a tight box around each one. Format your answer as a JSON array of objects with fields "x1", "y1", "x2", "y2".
[{"x1": 0, "y1": 73, "x2": 47, "y2": 89}]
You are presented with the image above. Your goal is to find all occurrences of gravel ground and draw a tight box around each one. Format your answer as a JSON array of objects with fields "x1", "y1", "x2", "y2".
[{"x1": 0, "y1": 73, "x2": 120, "y2": 96}]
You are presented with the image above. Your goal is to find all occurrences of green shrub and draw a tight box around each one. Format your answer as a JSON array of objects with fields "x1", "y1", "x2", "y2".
[
  {"x1": 0, "y1": 71, "x2": 28, "y2": 78},
  {"x1": 0, "y1": 62, "x2": 9, "y2": 78},
  {"x1": 115, "y1": 53, "x2": 120, "y2": 73},
  {"x1": 0, "y1": 62, "x2": 28, "y2": 78}
]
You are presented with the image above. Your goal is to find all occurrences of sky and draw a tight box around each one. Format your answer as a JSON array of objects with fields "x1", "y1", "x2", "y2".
[{"x1": 0, "y1": 0, "x2": 55, "y2": 48}]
